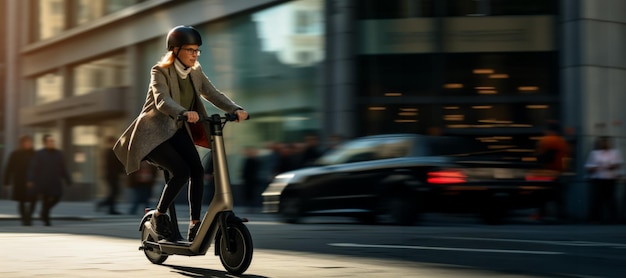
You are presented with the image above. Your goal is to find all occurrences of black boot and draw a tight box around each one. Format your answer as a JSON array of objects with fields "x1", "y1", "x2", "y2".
[
  {"x1": 150, "y1": 213, "x2": 172, "y2": 241},
  {"x1": 188, "y1": 222, "x2": 200, "y2": 242}
]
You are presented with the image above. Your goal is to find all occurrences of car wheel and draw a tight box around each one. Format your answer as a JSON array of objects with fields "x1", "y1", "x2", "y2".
[
  {"x1": 279, "y1": 194, "x2": 303, "y2": 224},
  {"x1": 376, "y1": 192, "x2": 418, "y2": 226}
]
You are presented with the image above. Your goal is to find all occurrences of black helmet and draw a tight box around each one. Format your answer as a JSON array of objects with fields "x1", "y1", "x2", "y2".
[{"x1": 166, "y1": 25, "x2": 202, "y2": 50}]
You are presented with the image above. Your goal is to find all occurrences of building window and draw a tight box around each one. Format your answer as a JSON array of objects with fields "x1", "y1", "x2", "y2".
[
  {"x1": 199, "y1": 0, "x2": 324, "y2": 147},
  {"x1": 294, "y1": 10, "x2": 321, "y2": 34},
  {"x1": 35, "y1": 72, "x2": 64, "y2": 104},
  {"x1": 36, "y1": 0, "x2": 147, "y2": 39},
  {"x1": 71, "y1": 125, "x2": 98, "y2": 183},
  {"x1": 441, "y1": 52, "x2": 558, "y2": 96},
  {"x1": 74, "y1": 0, "x2": 145, "y2": 26},
  {"x1": 38, "y1": 0, "x2": 66, "y2": 40},
  {"x1": 73, "y1": 54, "x2": 129, "y2": 96},
  {"x1": 355, "y1": 0, "x2": 559, "y2": 151}
]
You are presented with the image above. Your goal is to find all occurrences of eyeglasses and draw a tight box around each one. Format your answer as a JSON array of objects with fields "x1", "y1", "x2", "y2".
[{"x1": 181, "y1": 48, "x2": 201, "y2": 56}]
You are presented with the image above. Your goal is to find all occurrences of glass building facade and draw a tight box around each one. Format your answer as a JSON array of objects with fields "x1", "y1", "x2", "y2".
[
  {"x1": 354, "y1": 0, "x2": 559, "y2": 153},
  {"x1": 5, "y1": 0, "x2": 325, "y2": 200},
  {"x1": 4, "y1": 0, "x2": 626, "y2": 219}
]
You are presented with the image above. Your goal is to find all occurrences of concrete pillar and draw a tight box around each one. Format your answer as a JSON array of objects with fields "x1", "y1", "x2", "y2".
[
  {"x1": 560, "y1": 0, "x2": 626, "y2": 220},
  {"x1": 3, "y1": 0, "x2": 19, "y2": 164},
  {"x1": 323, "y1": 0, "x2": 356, "y2": 141}
]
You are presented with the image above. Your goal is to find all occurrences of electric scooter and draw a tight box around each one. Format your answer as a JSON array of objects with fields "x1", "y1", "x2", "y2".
[{"x1": 138, "y1": 113, "x2": 253, "y2": 275}]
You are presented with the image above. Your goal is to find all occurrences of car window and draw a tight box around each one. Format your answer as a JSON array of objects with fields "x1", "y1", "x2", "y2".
[{"x1": 317, "y1": 136, "x2": 413, "y2": 165}]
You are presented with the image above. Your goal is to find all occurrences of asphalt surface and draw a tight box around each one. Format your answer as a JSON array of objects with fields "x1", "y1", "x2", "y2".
[
  {"x1": 2, "y1": 200, "x2": 626, "y2": 277},
  {"x1": 0, "y1": 200, "x2": 462, "y2": 278}
]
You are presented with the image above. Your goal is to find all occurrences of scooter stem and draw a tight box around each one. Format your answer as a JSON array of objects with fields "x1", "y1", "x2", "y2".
[{"x1": 209, "y1": 133, "x2": 234, "y2": 211}]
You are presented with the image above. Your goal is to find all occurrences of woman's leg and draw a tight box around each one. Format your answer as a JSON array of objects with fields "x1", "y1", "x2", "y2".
[
  {"x1": 167, "y1": 129, "x2": 204, "y2": 221},
  {"x1": 147, "y1": 136, "x2": 191, "y2": 214},
  {"x1": 147, "y1": 129, "x2": 203, "y2": 220}
]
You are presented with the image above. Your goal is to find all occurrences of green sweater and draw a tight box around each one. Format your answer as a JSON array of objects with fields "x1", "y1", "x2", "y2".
[{"x1": 177, "y1": 75, "x2": 195, "y2": 111}]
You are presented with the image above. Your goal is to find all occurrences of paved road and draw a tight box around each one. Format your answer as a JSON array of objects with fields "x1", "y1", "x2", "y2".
[
  {"x1": 0, "y1": 200, "x2": 487, "y2": 278},
  {"x1": 2, "y1": 200, "x2": 626, "y2": 277},
  {"x1": 0, "y1": 222, "x2": 522, "y2": 278}
]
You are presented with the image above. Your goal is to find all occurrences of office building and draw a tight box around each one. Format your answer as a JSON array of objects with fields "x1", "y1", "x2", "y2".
[{"x1": 3, "y1": 0, "x2": 625, "y2": 218}]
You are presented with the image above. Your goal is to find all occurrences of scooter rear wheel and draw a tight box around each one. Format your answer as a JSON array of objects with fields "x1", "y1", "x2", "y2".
[
  {"x1": 217, "y1": 222, "x2": 253, "y2": 275},
  {"x1": 141, "y1": 222, "x2": 168, "y2": 264}
]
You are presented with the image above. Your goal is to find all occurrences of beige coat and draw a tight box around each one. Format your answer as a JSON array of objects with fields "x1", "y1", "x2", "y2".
[{"x1": 113, "y1": 64, "x2": 242, "y2": 174}]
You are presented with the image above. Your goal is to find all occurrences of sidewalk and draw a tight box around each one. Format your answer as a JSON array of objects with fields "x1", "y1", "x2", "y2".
[{"x1": 0, "y1": 199, "x2": 270, "y2": 222}]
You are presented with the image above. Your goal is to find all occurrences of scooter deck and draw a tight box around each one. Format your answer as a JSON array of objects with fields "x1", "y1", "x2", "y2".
[{"x1": 143, "y1": 240, "x2": 203, "y2": 256}]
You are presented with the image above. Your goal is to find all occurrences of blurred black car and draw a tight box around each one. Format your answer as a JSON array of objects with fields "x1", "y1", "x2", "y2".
[{"x1": 262, "y1": 134, "x2": 559, "y2": 225}]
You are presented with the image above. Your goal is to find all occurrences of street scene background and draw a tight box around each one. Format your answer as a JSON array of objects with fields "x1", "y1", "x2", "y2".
[{"x1": 2, "y1": 0, "x2": 626, "y2": 277}]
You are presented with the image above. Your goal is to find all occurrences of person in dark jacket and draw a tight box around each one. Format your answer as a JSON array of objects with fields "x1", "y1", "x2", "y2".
[
  {"x1": 3, "y1": 135, "x2": 36, "y2": 226},
  {"x1": 96, "y1": 136, "x2": 125, "y2": 214},
  {"x1": 28, "y1": 134, "x2": 72, "y2": 226}
]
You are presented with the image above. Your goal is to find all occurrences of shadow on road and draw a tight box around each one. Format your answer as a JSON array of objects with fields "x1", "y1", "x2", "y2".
[{"x1": 164, "y1": 264, "x2": 268, "y2": 278}]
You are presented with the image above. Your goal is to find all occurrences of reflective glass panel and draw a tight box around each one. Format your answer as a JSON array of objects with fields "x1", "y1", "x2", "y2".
[
  {"x1": 71, "y1": 125, "x2": 98, "y2": 183},
  {"x1": 198, "y1": 0, "x2": 325, "y2": 143},
  {"x1": 75, "y1": 0, "x2": 144, "y2": 25},
  {"x1": 35, "y1": 72, "x2": 64, "y2": 104},
  {"x1": 38, "y1": 0, "x2": 66, "y2": 40},
  {"x1": 73, "y1": 54, "x2": 129, "y2": 96}
]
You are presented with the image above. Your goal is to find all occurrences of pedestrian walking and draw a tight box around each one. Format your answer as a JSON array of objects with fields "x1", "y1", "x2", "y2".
[
  {"x1": 127, "y1": 160, "x2": 158, "y2": 215},
  {"x1": 533, "y1": 121, "x2": 570, "y2": 221},
  {"x1": 113, "y1": 25, "x2": 248, "y2": 241},
  {"x1": 27, "y1": 134, "x2": 72, "y2": 226},
  {"x1": 585, "y1": 136, "x2": 623, "y2": 223},
  {"x1": 3, "y1": 135, "x2": 36, "y2": 225},
  {"x1": 96, "y1": 136, "x2": 125, "y2": 214}
]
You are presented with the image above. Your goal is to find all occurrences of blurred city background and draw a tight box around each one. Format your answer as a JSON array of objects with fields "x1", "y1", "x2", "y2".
[{"x1": 1, "y1": 0, "x2": 625, "y2": 221}]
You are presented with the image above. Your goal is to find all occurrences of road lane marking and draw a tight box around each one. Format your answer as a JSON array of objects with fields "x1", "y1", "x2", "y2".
[
  {"x1": 429, "y1": 236, "x2": 626, "y2": 248},
  {"x1": 329, "y1": 243, "x2": 564, "y2": 255}
]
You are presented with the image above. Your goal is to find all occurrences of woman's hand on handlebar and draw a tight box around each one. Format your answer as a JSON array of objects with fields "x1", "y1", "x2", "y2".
[
  {"x1": 183, "y1": 111, "x2": 200, "y2": 123},
  {"x1": 234, "y1": 109, "x2": 249, "y2": 122}
]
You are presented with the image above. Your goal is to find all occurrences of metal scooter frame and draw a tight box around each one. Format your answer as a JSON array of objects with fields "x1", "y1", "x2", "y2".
[{"x1": 139, "y1": 113, "x2": 250, "y2": 258}]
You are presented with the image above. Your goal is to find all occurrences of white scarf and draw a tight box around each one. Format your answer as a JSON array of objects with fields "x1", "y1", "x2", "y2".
[{"x1": 174, "y1": 59, "x2": 192, "y2": 79}]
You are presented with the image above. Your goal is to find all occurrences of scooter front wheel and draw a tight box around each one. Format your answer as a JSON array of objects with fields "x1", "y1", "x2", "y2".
[
  {"x1": 216, "y1": 222, "x2": 253, "y2": 275},
  {"x1": 141, "y1": 221, "x2": 168, "y2": 264}
]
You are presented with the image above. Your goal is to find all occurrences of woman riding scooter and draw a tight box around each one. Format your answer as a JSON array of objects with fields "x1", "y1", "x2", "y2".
[{"x1": 113, "y1": 25, "x2": 248, "y2": 241}]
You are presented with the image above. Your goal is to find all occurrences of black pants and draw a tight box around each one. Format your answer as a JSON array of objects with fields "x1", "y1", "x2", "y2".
[
  {"x1": 589, "y1": 178, "x2": 618, "y2": 223},
  {"x1": 40, "y1": 195, "x2": 60, "y2": 225},
  {"x1": 18, "y1": 199, "x2": 36, "y2": 225},
  {"x1": 147, "y1": 129, "x2": 204, "y2": 220}
]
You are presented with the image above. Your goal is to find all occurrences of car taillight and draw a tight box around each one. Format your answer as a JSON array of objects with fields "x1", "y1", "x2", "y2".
[
  {"x1": 524, "y1": 169, "x2": 558, "y2": 182},
  {"x1": 525, "y1": 174, "x2": 557, "y2": 182},
  {"x1": 428, "y1": 169, "x2": 467, "y2": 184}
]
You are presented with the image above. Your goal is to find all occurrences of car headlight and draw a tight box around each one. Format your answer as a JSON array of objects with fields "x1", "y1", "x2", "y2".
[
  {"x1": 263, "y1": 173, "x2": 295, "y2": 195},
  {"x1": 275, "y1": 173, "x2": 295, "y2": 180}
]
